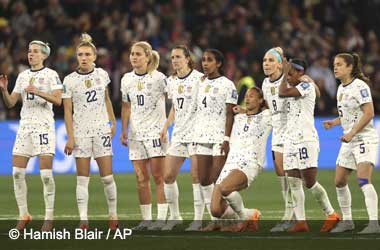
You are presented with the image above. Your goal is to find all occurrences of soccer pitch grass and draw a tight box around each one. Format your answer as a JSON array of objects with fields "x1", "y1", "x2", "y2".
[{"x1": 1, "y1": 169, "x2": 379, "y2": 250}]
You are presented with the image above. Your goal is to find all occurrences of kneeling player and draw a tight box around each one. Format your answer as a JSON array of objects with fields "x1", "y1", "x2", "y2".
[{"x1": 210, "y1": 87, "x2": 272, "y2": 231}]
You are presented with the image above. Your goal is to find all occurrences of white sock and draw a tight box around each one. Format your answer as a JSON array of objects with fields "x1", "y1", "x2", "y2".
[
  {"x1": 224, "y1": 191, "x2": 247, "y2": 220},
  {"x1": 288, "y1": 177, "x2": 305, "y2": 221},
  {"x1": 40, "y1": 169, "x2": 55, "y2": 220},
  {"x1": 309, "y1": 181, "x2": 334, "y2": 216},
  {"x1": 157, "y1": 203, "x2": 169, "y2": 220},
  {"x1": 164, "y1": 182, "x2": 181, "y2": 219},
  {"x1": 200, "y1": 184, "x2": 217, "y2": 220},
  {"x1": 76, "y1": 176, "x2": 90, "y2": 221},
  {"x1": 361, "y1": 184, "x2": 378, "y2": 221},
  {"x1": 279, "y1": 176, "x2": 294, "y2": 221},
  {"x1": 336, "y1": 185, "x2": 352, "y2": 220},
  {"x1": 140, "y1": 204, "x2": 152, "y2": 220},
  {"x1": 192, "y1": 183, "x2": 205, "y2": 221},
  {"x1": 101, "y1": 175, "x2": 117, "y2": 217},
  {"x1": 13, "y1": 167, "x2": 29, "y2": 217}
]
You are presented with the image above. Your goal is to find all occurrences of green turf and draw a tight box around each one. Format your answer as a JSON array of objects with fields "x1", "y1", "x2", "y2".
[{"x1": 0, "y1": 169, "x2": 378, "y2": 220}]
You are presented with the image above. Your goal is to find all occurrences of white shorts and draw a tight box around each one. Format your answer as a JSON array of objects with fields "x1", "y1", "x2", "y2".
[
  {"x1": 284, "y1": 141, "x2": 319, "y2": 171},
  {"x1": 129, "y1": 138, "x2": 167, "y2": 160},
  {"x1": 194, "y1": 143, "x2": 224, "y2": 156},
  {"x1": 167, "y1": 142, "x2": 196, "y2": 157},
  {"x1": 13, "y1": 123, "x2": 55, "y2": 157},
  {"x1": 272, "y1": 144, "x2": 284, "y2": 154},
  {"x1": 336, "y1": 140, "x2": 378, "y2": 170},
  {"x1": 73, "y1": 134, "x2": 113, "y2": 158},
  {"x1": 272, "y1": 128, "x2": 284, "y2": 153},
  {"x1": 216, "y1": 160, "x2": 262, "y2": 187}
]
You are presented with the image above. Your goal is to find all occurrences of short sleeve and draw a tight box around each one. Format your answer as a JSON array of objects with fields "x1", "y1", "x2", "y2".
[
  {"x1": 120, "y1": 75, "x2": 130, "y2": 103},
  {"x1": 165, "y1": 77, "x2": 173, "y2": 99},
  {"x1": 62, "y1": 76, "x2": 72, "y2": 99},
  {"x1": 13, "y1": 74, "x2": 22, "y2": 94},
  {"x1": 50, "y1": 71, "x2": 63, "y2": 91},
  {"x1": 355, "y1": 82, "x2": 372, "y2": 105},
  {"x1": 158, "y1": 72, "x2": 167, "y2": 94},
  {"x1": 225, "y1": 79, "x2": 238, "y2": 104},
  {"x1": 100, "y1": 68, "x2": 111, "y2": 86},
  {"x1": 295, "y1": 82, "x2": 313, "y2": 97}
]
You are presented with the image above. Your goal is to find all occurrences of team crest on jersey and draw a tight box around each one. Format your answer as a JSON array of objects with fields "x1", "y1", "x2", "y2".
[
  {"x1": 271, "y1": 87, "x2": 275, "y2": 95},
  {"x1": 247, "y1": 116, "x2": 252, "y2": 123},
  {"x1": 360, "y1": 89, "x2": 369, "y2": 98},
  {"x1": 85, "y1": 79, "x2": 92, "y2": 88},
  {"x1": 137, "y1": 81, "x2": 144, "y2": 91},
  {"x1": 205, "y1": 84, "x2": 211, "y2": 93},
  {"x1": 29, "y1": 77, "x2": 35, "y2": 85},
  {"x1": 178, "y1": 85, "x2": 184, "y2": 94}
]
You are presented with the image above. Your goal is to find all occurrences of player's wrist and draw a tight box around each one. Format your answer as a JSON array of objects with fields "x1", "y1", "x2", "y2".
[{"x1": 224, "y1": 136, "x2": 230, "y2": 142}]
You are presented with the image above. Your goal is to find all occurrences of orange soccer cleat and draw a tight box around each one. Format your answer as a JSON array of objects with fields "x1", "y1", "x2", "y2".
[
  {"x1": 287, "y1": 220, "x2": 309, "y2": 232},
  {"x1": 16, "y1": 214, "x2": 32, "y2": 231},
  {"x1": 320, "y1": 211, "x2": 341, "y2": 232},
  {"x1": 108, "y1": 216, "x2": 119, "y2": 231},
  {"x1": 221, "y1": 209, "x2": 261, "y2": 232}
]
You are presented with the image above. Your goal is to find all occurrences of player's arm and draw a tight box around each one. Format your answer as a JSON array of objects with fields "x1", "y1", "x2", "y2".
[
  {"x1": 323, "y1": 117, "x2": 341, "y2": 130},
  {"x1": 25, "y1": 84, "x2": 62, "y2": 106},
  {"x1": 341, "y1": 102, "x2": 374, "y2": 143},
  {"x1": 278, "y1": 61, "x2": 301, "y2": 97},
  {"x1": 105, "y1": 88, "x2": 116, "y2": 137},
  {"x1": 63, "y1": 98, "x2": 75, "y2": 155},
  {"x1": 120, "y1": 100, "x2": 131, "y2": 147},
  {"x1": 160, "y1": 105, "x2": 174, "y2": 143},
  {"x1": 299, "y1": 75, "x2": 321, "y2": 98},
  {"x1": 221, "y1": 103, "x2": 235, "y2": 155},
  {"x1": 0, "y1": 75, "x2": 20, "y2": 108}
]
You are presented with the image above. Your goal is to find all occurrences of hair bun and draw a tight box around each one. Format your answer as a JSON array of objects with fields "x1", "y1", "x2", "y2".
[{"x1": 80, "y1": 33, "x2": 93, "y2": 43}]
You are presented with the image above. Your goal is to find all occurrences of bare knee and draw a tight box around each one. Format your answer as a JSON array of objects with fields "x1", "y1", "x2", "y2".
[
  {"x1": 164, "y1": 172, "x2": 176, "y2": 184},
  {"x1": 152, "y1": 173, "x2": 164, "y2": 186},
  {"x1": 210, "y1": 203, "x2": 223, "y2": 218},
  {"x1": 136, "y1": 172, "x2": 150, "y2": 189},
  {"x1": 219, "y1": 185, "x2": 233, "y2": 197},
  {"x1": 335, "y1": 177, "x2": 347, "y2": 188}
]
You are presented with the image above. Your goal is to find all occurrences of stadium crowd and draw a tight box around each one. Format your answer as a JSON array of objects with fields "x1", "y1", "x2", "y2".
[{"x1": 0, "y1": 0, "x2": 380, "y2": 118}]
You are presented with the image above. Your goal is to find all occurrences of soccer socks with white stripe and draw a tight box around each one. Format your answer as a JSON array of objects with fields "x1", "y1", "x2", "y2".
[
  {"x1": 224, "y1": 191, "x2": 249, "y2": 220},
  {"x1": 192, "y1": 183, "x2": 205, "y2": 221},
  {"x1": 76, "y1": 176, "x2": 90, "y2": 221},
  {"x1": 40, "y1": 169, "x2": 55, "y2": 220},
  {"x1": 361, "y1": 184, "x2": 378, "y2": 221},
  {"x1": 164, "y1": 182, "x2": 181, "y2": 219},
  {"x1": 288, "y1": 177, "x2": 305, "y2": 221},
  {"x1": 12, "y1": 167, "x2": 29, "y2": 217},
  {"x1": 200, "y1": 184, "x2": 217, "y2": 220},
  {"x1": 140, "y1": 204, "x2": 152, "y2": 220},
  {"x1": 101, "y1": 175, "x2": 117, "y2": 218},
  {"x1": 336, "y1": 185, "x2": 352, "y2": 220},
  {"x1": 309, "y1": 181, "x2": 334, "y2": 216},
  {"x1": 157, "y1": 203, "x2": 168, "y2": 220},
  {"x1": 279, "y1": 176, "x2": 294, "y2": 221}
]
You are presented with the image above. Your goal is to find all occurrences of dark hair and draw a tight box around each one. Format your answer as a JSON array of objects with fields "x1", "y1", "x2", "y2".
[
  {"x1": 172, "y1": 45, "x2": 194, "y2": 76},
  {"x1": 248, "y1": 87, "x2": 265, "y2": 111},
  {"x1": 336, "y1": 53, "x2": 370, "y2": 83},
  {"x1": 204, "y1": 48, "x2": 224, "y2": 75},
  {"x1": 290, "y1": 58, "x2": 308, "y2": 72}
]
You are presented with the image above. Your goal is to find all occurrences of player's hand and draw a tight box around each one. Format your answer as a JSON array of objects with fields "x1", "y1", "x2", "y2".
[
  {"x1": 120, "y1": 131, "x2": 128, "y2": 147},
  {"x1": 160, "y1": 127, "x2": 168, "y2": 143},
  {"x1": 64, "y1": 138, "x2": 75, "y2": 155},
  {"x1": 341, "y1": 131, "x2": 354, "y2": 143},
  {"x1": 323, "y1": 120, "x2": 335, "y2": 130},
  {"x1": 233, "y1": 105, "x2": 245, "y2": 114},
  {"x1": 25, "y1": 84, "x2": 39, "y2": 95},
  {"x1": 0, "y1": 75, "x2": 8, "y2": 91},
  {"x1": 220, "y1": 141, "x2": 230, "y2": 156},
  {"x1": 110, "y1": 122, "x2": 116, "y2": 138}
]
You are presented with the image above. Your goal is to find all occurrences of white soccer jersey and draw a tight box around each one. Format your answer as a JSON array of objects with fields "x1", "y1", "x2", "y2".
[
  {"x1": 337, "y1": 78, "x2": 378, "y2": 142},
  {"x1": 166, "y1": 69, "x2": 203, "y2": 143},
  {"x1": 120, "y1": 70, "x2": 167, "y2": 140},
  {"x1": 284, "y1": 82, "x2": 319, "y2": 144},
  {"x1": 262, "y1": 75, "x2": 287, "y2": 145},
  {"x1": 13, "y1": 67, "x2": 62, "y2": 125},
  {"x1": 62, "y1": 68, "x2": 111, "y2": 138},
  {"x1": 227, "y1": 110, "x2": 272, "y2": 167},
  {"x1": 193, "y1": 76, "x2": 238, "y2": 143}
]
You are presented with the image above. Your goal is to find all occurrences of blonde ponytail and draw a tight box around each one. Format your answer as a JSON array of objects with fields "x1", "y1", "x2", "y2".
[
  {"x1": 77, "y1": 33, "x2": 97, "y2": 54},
  {"x1": 132, "y1": 41, "x2": 160, "y2": 74}
]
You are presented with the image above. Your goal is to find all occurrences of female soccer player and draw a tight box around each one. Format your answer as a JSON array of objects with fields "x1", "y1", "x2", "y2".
[
  {"x1": 193, "y1": 49, "x2": 238, "y2": 231},
  {"x1": 279, "y1": 58, "x2": 340, "y2": 233},
  {"x1": 211, "y1": 87, "x2": 271, "y2": 232},
  {"x1": 324, "y1": 53, "x2": 379, "y2": 234},
  {"x1": 120, "y1": 41, "x2": 168, "y2": 230},
  {"x1": 0, "y1": 40, "x2": 62, "y2": 231},
  {"x1": 160, "y1": 45, "x2": 208, "y2": 231},
  {"x1": 62, "y1": 33, "x2": 118, "y2": 230}
]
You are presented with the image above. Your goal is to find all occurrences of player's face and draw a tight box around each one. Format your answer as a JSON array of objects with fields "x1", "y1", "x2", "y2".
[
  {"x1": 245, "y1": 89, "x2": 262, "y2": 111},
  {"x1": 287, "y1": 68, "x2": 303, "y2": 86},
  {"x1": 262, "y1": 53, "x2": 281, "y2": 76},
  {"x1": 171, "y1": 49, "x2": 189, "y2": 72},
  {"x1": 202, "y1": 52, "x2": 220, "y2": 75},
  {"x1": 77, "y1": 46, "x2": 96, "y2": 72},
  {"x1": 28, "y1": 44, "x2": 46, "y2": 67},
  {"x1": 130, "y1": 45, "x2": 149, "y2": 70},
  {"x1": 333, "y1": 56, "x2": 352, "y2": 80}
]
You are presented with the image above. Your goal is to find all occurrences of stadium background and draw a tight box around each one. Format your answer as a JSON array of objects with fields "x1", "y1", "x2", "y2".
[{"x1": 0, "y1": 0, "x2": 380, "y2": 240}]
